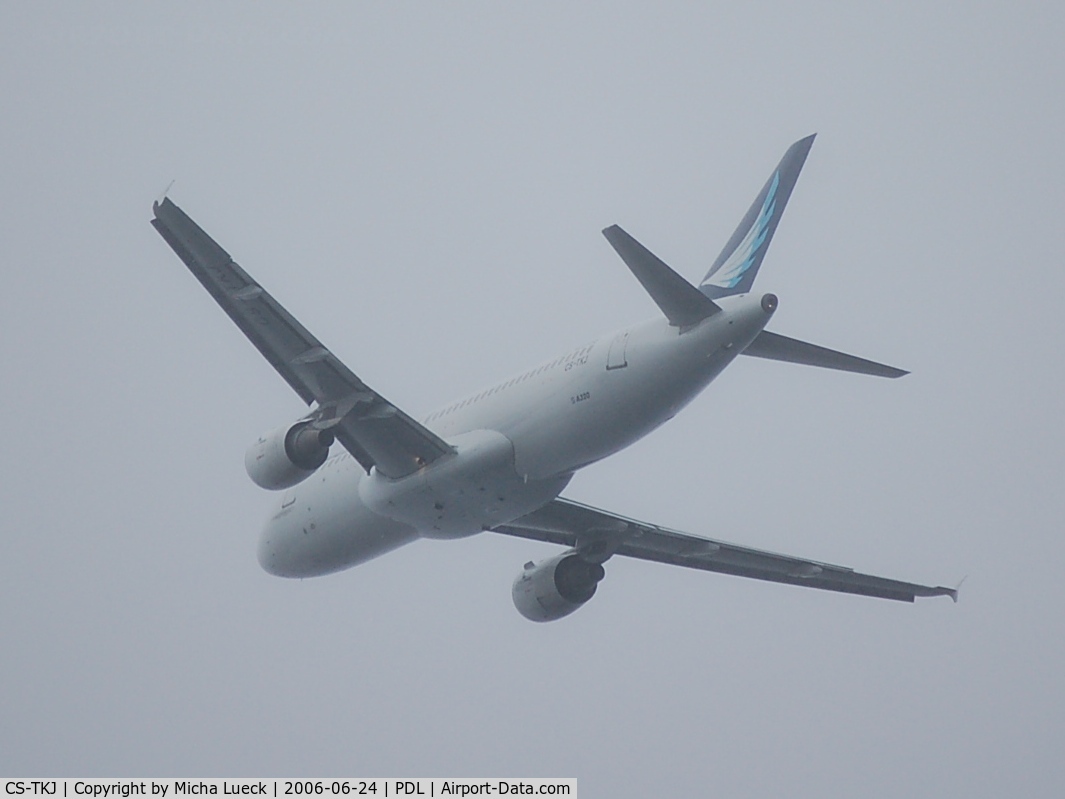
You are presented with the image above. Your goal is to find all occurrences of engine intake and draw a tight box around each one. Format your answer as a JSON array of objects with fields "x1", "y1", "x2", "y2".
[
  {"x1": 245, "y1": 421, "x2": 333, "y2": 490},
  {"x1": 512, "y1": 552, "x2": 606, "y2": 622}
]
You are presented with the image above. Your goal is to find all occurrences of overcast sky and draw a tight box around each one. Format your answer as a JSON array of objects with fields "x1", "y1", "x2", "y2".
[{"x1": 2, "y1": 2, "x2": 1063, "y2": 795}]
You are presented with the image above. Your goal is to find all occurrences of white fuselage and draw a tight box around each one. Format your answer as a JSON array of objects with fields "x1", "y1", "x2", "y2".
[{"x1": 257, "y1": 293, "x2": 774, "y2": 577}]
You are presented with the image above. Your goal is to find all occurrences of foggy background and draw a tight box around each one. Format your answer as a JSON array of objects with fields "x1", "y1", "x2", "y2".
[{"x1": 2, "y1": 3, "x2": 1062, "y2": 795}]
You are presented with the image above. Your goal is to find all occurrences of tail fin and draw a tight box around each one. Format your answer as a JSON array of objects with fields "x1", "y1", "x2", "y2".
[{"x1": 700, "y1": 135, "x2": 815, "y2": 299}]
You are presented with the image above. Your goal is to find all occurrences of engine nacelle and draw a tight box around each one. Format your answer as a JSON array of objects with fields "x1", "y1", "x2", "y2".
[
  {"x1": 244, "y1": 421, "x2": 334, "y2": 490},
  {"x1": 512, "y1": 552, "x2": 606, "y2": 622}
]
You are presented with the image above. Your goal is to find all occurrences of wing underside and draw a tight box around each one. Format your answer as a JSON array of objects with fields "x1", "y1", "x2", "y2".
[
  {"x1": 151, "y1": 198, "x2": 452, "y2": 478},
  {"x1": 494, "y1": 498, "x2": 956, "y2": 603}
]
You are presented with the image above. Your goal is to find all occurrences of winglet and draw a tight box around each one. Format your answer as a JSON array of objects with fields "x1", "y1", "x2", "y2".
[
  {"x1": 917, "y1": 584, "x2": 959, "y2": 602},
  {"x1": 701, "y1": 134, "x2": 816, "y2": 299},
  {"x1": 155, "y1": 180, "x2": 175, "y2": 208},
  {"x1": 602, "y1": 225, "x2": 721, "y2": 327},
  {"x1": 949, "y1": 575, "x2": 967, "y2": 603}
]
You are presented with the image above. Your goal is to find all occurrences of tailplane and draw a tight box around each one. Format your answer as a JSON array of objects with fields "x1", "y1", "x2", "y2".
[
  {"x1": 742, "y1": 330, "x2": 907, "y2": 378},
  {"x1": 602, "y1": 225, "x2": 720, "y2": 327},
  {"x1": 700, "y1": 135, "x2": 815, "y2": 299}
]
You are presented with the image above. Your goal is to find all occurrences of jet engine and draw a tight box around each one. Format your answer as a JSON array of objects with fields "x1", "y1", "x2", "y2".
[
  {"x1": 244, "y1": 421, "x2": 334, "y2": 490},
  {"x1": 512, "y1": 552, "x2": 606, "y2": 622}
]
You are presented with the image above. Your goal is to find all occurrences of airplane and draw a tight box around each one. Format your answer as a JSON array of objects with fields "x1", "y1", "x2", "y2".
[{"x1": 151, "y1": 134, "x2": 957, "y2": 621}]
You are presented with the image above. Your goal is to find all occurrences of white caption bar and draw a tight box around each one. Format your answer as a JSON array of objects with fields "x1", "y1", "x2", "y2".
[{"x1": 0, "y1": 781, "x2": 576, "y2": 799}]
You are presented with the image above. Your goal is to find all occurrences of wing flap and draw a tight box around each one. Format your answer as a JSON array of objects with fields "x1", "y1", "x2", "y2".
[
  {"x1": 151, "y1": 198, "x2": 453, "y2": 478},
  {"x1": 495, "y1": 498, "x2": 957, "y2": 603}
]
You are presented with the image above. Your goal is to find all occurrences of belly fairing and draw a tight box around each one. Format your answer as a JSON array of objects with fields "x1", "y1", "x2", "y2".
[
  {"x1": 358, "y1": 429, "x2": 570, "y2": 540},
  {"x1": 259, "y1": 429, "x2": 572, "y2": 578},
  {"x1": 258, "y1": 455, "x2": 419, "y2": 578}
]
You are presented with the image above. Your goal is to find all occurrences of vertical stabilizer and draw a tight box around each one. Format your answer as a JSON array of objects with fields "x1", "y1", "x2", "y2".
[{"x1": 700, "y1": 135, "x2": 815, "y2": 299}]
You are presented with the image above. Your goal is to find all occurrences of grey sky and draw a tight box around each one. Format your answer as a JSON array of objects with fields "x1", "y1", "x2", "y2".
[{"x1": 2, "y1": 2, "x2": 1063, "y2": 795}]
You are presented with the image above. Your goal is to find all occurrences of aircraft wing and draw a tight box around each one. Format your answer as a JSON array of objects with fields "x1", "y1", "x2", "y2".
[
  {"x1": 151, "y1": 198, "x2": 453, "y2": 478},
  {"x1": 493, "y1": 497, "x2": 957, "y2": 603}
]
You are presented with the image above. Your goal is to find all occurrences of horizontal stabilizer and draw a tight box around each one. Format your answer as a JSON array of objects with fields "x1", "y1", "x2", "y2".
[
  {"x1": 742, "y1": 330, "x2": 908, "y2": 378},
  {"x1": 602, "y1": 225, "x2": 720, "y2": 327}
]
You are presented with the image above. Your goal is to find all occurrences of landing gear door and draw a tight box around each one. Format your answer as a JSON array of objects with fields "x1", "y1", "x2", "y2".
[{"x1": 606, "y1": 332, "x2": 629, "y2": 370}]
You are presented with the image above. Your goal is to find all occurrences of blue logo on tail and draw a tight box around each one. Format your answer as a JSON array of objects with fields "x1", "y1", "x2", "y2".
[{"x1": 704, "y1": 171, "x2": 779, "y2": 289}]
